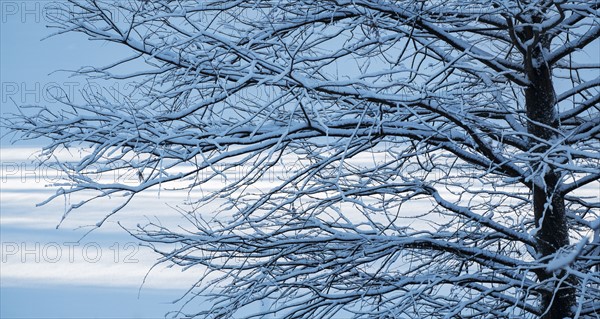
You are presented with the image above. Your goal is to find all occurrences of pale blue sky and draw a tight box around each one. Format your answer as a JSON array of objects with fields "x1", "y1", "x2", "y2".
[
  {"x1": 1, "y1": 2, "x2": 192, "y2": 318},
  {"x1": 1, "y1": 0, "x2": 132, "y2": 146}
]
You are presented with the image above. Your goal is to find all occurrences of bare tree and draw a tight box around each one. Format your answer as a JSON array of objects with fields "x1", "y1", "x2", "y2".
[{"x1": 5, "y1": 0, "x2": 600, "y2": 318}]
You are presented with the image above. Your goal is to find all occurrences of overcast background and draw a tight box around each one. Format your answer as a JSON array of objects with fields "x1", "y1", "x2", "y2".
[
  {"x1": 2, "y1": 2, "x2": 599, "y2": 319},
  {"x1": 1, "y1": 2, "x2": 200, "y2": 318}
]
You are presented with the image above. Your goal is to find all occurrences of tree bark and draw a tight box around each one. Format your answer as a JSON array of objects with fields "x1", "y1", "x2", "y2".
[{"x1": 525, "y1": 43, "x2": 577, "y2": 319}]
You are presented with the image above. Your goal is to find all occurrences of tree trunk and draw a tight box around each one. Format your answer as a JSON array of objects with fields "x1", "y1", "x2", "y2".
[{"x1": 525, "y1": 46, "x2": 577, "y2": 319}]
